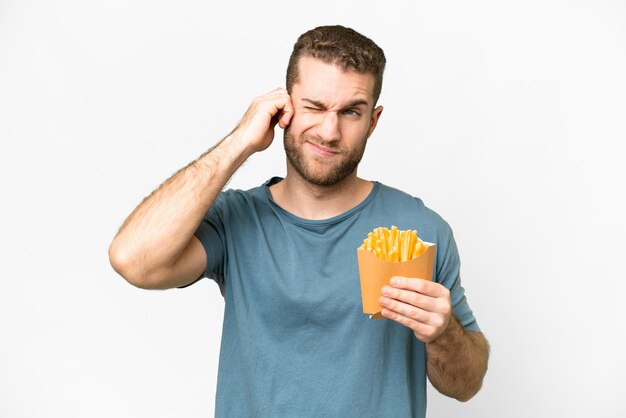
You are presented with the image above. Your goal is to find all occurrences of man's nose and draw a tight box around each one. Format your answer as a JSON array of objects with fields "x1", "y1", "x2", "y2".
[{"x1": 317, "y1": 112, "x2": 340, "y2": 142}]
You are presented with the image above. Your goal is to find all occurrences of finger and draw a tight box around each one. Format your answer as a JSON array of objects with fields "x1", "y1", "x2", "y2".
[
  {"x1": 279, "y1": 95, "x2": 294, "y2": 128},
  {"x1": 379, "y1": 296, "x2": 430, "y2": 324},
  {"x1": 264, "y1": 89, "x2": 290, "y2": 117},
  {"x1": 380, "y1": 298, "x2": 448, "y2": 342},
  {"x1": 252, "y1": 90, "x2": 290, "y2": 124},
  {"x1": 269, "y1": 111, "x2": 281, "y2": 130},
  {"x1": 381, "y1": 286, "x2": 438, "y2": 312},
  {"x1": 381, "y1": 307, "x2": 420, "y2": 328},
  {"x1": 380, "y1": 308, "x2": 437, "y2": 340},
  {"x1": 390, "y1": 276, "x2": 449, "y2": 298}
]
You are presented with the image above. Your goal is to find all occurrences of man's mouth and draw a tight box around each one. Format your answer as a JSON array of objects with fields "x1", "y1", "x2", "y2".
[{"x1": 306, "y1": 141, "x2": 340, "y2": 157}]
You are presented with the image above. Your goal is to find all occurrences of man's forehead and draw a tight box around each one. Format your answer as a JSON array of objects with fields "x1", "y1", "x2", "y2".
[{"x1": 293, "y1": 56, "x2": 376, "y2": 106}]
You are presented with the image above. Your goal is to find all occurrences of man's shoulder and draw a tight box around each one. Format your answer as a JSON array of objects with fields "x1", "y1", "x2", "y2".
[
  {"x1": 375, "y1": 182, "x2": 452, "y2": 233},
  {"x1": 206, "y1": 179, "x2": 275, "y2": 220},
  {"x1": 216, "y1": 178, "x2": 275, "y2": 203},
  {"x1": 376, "y1": 182, "x2": 422, "y2": 205}
]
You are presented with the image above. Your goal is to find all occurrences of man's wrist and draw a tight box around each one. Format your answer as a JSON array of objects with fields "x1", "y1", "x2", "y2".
[
  {"x1": 426, "y1": 314, "x2": 464, "y2": 349},
  {"x1": 196, "y1": 132, "x2": 253, "y2": 175}
]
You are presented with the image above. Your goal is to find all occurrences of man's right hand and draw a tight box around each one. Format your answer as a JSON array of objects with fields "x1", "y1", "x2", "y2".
[{"x1": 233, "y1": 87, "x2": 294, "y2": 154}]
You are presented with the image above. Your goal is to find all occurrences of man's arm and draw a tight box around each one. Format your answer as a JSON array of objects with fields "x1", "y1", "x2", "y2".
[
  {"x1": 108, "y1": 88, "x2": 293, "y2": 289},
  {"x1": 425, "y1": 317, "x2": 489, "y2": 401},
  {"x1": 380, "y1": 277, "x2": 489, "y2": 401}
]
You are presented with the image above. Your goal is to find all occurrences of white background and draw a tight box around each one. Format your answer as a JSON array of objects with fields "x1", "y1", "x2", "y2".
[{"x1": 1, "y1": 1, "x2": 625, "y2": 417}]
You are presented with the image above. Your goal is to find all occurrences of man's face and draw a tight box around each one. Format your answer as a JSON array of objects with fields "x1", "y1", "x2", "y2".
[{"x1": 284, "y1": 56, "x2": 383, "y2": 186}]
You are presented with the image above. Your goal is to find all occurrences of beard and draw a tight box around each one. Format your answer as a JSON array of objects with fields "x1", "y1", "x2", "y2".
[{"x1": 283, "y1": 127, "x2": 368, "y2": 186}]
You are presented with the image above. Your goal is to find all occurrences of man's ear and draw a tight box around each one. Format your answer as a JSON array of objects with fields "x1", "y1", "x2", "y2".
[{"x1": 367, "y1": 105, "x2": 384, "y2": 138}]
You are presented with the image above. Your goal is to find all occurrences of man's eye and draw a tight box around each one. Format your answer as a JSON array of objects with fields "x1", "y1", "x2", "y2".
[
  {"x1": 343, "y1": 109, "x2": 360, "y2": 116},
  {"x1": 304, "y1": 106, "x2": 323, "y2": 112}
]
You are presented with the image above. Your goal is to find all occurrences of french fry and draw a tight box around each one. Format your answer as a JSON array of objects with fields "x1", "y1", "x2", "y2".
[{"x1": 359, "y1": 226, "x2": 427, "y2": 262}]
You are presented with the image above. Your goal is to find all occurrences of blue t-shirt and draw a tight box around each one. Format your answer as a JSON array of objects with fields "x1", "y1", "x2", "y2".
[{"x1": 194, "y1": 177, "x2": 479, "y2": 418}]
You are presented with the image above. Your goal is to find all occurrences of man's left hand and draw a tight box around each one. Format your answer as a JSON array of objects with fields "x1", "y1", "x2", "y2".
[{"x1": 379, "y1": 276, "x2": 452, "y2": 343}]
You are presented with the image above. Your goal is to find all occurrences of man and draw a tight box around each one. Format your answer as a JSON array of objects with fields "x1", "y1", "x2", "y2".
[{"x1": 109, "y1": 25, "x2": 489, "y2": 417}]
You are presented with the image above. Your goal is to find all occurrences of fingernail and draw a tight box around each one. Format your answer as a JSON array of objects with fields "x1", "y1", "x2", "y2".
[{"x1": 390, "y1": 278, "x2": 398, "y2": 286}]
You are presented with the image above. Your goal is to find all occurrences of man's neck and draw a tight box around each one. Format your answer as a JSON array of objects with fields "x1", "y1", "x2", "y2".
[{"x1": 269, "y1": 171, "x2": 373, "y2": 220}]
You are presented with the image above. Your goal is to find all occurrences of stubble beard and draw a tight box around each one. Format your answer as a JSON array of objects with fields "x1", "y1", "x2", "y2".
[{"x1": 283, "y1": 127, "x2": 367, "y2": 187}]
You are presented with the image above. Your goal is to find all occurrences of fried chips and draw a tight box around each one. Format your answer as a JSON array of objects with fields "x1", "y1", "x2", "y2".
[{"x1": 358, "y1": 226, "x2": 427, "y2": 262}]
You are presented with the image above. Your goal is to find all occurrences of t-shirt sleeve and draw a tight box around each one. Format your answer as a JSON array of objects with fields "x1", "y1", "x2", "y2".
[
  {"x1": 434, "y1": 220, "x2": 481, "y2": 333},
  {"x1": 189, "y1": 196, "x2": 227, "y2": 293}
]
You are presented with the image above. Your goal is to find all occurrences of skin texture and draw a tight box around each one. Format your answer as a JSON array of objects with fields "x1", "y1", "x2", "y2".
[{"x1": 109, "y1": 55, "x2": 488, "y2": 401}]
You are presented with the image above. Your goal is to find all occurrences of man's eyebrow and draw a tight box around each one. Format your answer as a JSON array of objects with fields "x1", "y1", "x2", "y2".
[
  {"x1": 342, "y1": 99, "x2": 370, "y2": 108},
  {"x1": 301, "y1": 98, "x2": 370, "y2": 109},
  {"x1": 301, "y1": 98, "x2": 327, "y2": 109}
]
